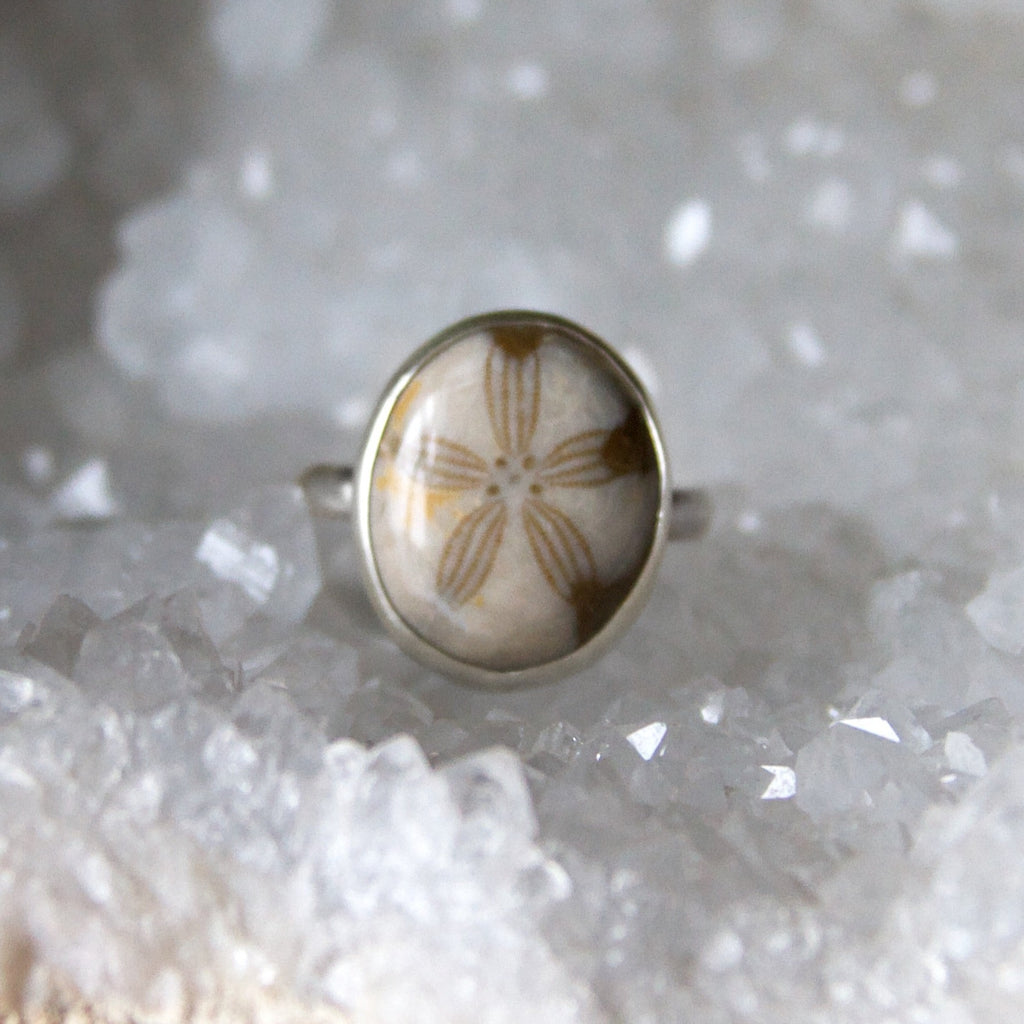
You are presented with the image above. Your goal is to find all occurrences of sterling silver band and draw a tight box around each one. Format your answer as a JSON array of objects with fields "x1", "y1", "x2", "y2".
[{"x1": 300, "y1": 463, "x2": 712, "y2": 541}]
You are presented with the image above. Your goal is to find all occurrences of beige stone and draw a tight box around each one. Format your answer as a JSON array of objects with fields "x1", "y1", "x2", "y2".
[{"x1": 368, "y1": 318, "x2": 661, "y2": 672}]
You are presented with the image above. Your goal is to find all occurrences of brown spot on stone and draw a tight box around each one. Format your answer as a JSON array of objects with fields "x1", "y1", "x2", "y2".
[
  {"x1": 569, "y1": 574, "x2": 638, "y2": 647},
  {"x1": 490, "y1": 324, "x2": 545, "y2": 359},
  {"x1": 600, "y1": 405, "x2": 656, "y2": 477}
]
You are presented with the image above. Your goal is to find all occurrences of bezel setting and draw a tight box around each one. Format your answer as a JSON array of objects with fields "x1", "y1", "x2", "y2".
[{"x1": 354, "y1": 310, "x2": 672, "y2": 688}]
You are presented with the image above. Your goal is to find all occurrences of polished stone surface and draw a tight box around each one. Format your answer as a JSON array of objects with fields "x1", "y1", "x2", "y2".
[{"x1": 368, "y1": 317, "x2": 662, "y2": 671}]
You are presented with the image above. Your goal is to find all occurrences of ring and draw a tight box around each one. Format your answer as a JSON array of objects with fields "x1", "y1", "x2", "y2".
[{"x1": 302, "y1": 310, "x2": 711, "y2": 687}]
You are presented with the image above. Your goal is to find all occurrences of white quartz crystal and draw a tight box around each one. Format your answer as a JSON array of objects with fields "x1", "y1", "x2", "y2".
[
  {"x1": 663, "y1": 199, "x2": 713, "y2": 266},
  {"x1": 208, "y1": 0, "x2": 332, "y2": 79},
  {"x1": 50, "y1": 458, "x2": 120, "y2": 522},
  {"x1": 966, "y1": 565, "x2": 1024, "y2": 656},
  {"x1": 0, "y1": 260, "x2": 21, "y2": 364},
  {"x1": 3, "y1": 2, "x2": 1024, "y2": 1021},
  {"x1": 0, "y1": 41, "x2": 71, "y2": 211}
]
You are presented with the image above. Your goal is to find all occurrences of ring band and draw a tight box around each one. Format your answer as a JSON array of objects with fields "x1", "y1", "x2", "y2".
[{"x1": 300, "y1": 464, "x2": 711, "y2": 542}]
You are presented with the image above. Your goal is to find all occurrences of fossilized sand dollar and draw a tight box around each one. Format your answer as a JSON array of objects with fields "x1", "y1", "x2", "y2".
[{"x1": 365, "y1": 313, "x2": 664, "y2": 676}]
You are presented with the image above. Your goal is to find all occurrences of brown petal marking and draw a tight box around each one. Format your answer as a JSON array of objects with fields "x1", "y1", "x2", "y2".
[
  {"x1": 539, "y1": 429, "x2": 617, "y2": 488},
  {"x1": 437, "y1": 499, "x2": 507, "y2": 606},
  {"x1": 539, "y1": 406, "x2": 655, "y2": 488},
  {"x1": 521, "y1": 497, "x2": 597, "y2": 602},
  {"x1": 485, "y1": 338, "x2": 541, "y2": 455},
  {"x1": 414, "y1": 437, "x2": 490, "y2": 490}
]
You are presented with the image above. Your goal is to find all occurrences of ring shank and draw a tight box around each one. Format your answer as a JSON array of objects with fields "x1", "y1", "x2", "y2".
[{"x1": 300, "y1": 464, "x2": 711, "y2": 541}]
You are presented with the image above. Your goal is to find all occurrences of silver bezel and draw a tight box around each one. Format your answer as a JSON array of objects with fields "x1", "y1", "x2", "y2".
[{"x1": 354, "y1": 310, "x2": 672, "y2": 688}]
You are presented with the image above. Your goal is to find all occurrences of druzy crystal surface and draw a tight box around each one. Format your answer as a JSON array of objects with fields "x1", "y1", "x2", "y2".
[{"x1": 2, "y1": 2, "x2": 1024, "y2": 1022}]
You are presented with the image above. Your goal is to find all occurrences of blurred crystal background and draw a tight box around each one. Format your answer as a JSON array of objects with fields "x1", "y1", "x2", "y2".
[{"x1": 1, "y1": 0, "x2": 1024, "y2": 1020}]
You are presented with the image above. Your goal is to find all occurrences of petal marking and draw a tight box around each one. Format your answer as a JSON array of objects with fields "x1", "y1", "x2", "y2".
[
  {"x1": 485, "y1": 341, "x2": 541, "y2": 455},
  {"x1": 412, "y1": 437, "x2": 490, "y2": 490},
  {"x1": 539, "y1": 406, "x2": 655, "y2": 488},
  {"x1": 539, "y1": 429, "x2": 618, "y2": 488},
  {"x1": 521, "y1": 497, "x2": 597, "y2": 601},
  {"x1": 437, "y1": 499, "x2": 508, "y2": 606}
]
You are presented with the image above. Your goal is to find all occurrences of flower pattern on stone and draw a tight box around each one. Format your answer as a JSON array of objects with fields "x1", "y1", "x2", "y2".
[{"x1": 404, "y1": 326, "x2": 655, "y2": 644}]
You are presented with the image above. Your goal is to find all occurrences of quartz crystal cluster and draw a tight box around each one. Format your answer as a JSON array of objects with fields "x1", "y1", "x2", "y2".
[{"x1": 2, "y1": 1, "x2": 1024, "y2": 1022}]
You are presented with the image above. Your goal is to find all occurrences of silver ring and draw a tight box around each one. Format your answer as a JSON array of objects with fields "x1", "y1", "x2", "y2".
[{"x1": 302, "y1": 310, "x2": 711, "y2": 687}]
